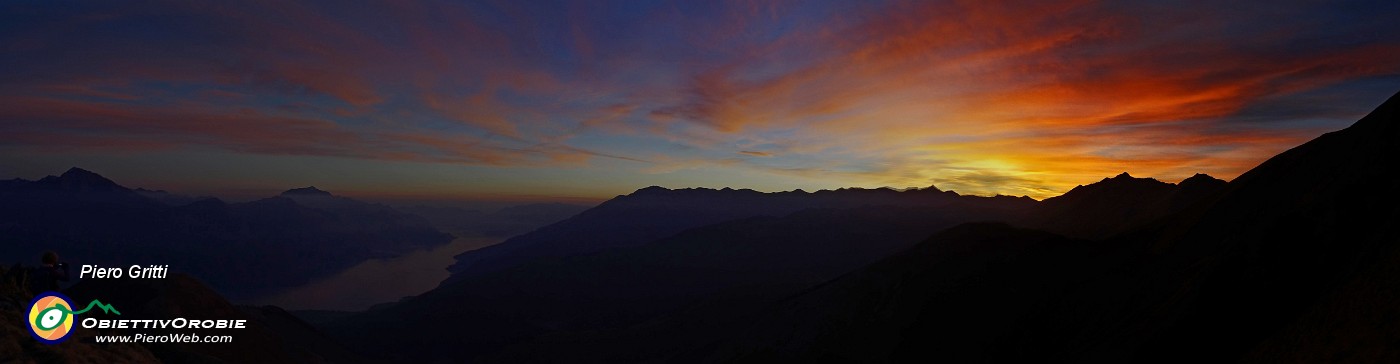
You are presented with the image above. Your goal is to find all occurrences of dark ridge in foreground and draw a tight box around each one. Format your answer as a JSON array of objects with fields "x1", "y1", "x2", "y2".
[
  {"x1": 703, "y1": 90, "x2": 1400, "y2": 362},
  {"x1": 328, "y1": 90, "x2": 1400, "y2": 363},
  {"x1": 329, "y1": 169, "x2": 1225, "y2": 361}
]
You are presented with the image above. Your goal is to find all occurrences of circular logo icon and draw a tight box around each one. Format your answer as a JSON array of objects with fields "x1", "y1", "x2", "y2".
[{"x1": 28, "y1": 291, "x2": 76, "y2": 344}]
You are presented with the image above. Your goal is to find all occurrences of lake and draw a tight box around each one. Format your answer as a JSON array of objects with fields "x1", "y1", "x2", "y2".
[{"x1": 248, "y1": 236, "x2": 501, "y2": 311}]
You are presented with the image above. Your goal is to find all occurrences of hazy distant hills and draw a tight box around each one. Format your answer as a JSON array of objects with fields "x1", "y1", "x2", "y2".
[
  {"x1": 0, "y1": 169, "x2": 452, "y2": 299},
  {"x1": 134, "y1": 188, "x2": 211, "y2": 207},
  {"x1": 398, "y1": 203, "x2": 590, "y2": 238}
]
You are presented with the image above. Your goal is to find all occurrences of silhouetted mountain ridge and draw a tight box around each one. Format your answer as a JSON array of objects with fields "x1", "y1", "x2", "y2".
[
  {"x1": 45, "y1": 167, "x2": 129, "y2": 193},
  {"x1": 694, "y1": 90, "x2": 1400, "y2": 362},
  {"x1": 330, "y1": 91, "x2": 1400, "y2": 362},
  {"x1": 1179, "y1": 172, "x2": 1227, "y2": 189},
  {"x1": 1, "y1": 167, "x2": 156, "y2": 208},
  {"x1": 1024, "y1": 172, "x2": 1228, "y2": 238},
  {"x1": 281, "y1": 186, "x2": 334, "y2": 196},
  {"x1": 335, "y1": 181, "x2": 1166, "y2": 361},
  {"x1": 329, "y1": 163, "x2": 1226, "y2": 362}
]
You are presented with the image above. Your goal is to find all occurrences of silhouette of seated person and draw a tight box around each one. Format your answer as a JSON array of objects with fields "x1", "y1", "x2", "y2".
[{"x1": 29, "y1": 251, "x2": 70, "y2": 293}]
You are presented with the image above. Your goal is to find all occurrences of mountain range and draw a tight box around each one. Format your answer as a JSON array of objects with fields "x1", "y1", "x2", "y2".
[
  {"x1": 7, "y1": 91, "x2": 1396, "y2": 362},
  {"x1": 691, "y1": 90, "x2": 1400, "y2": 363},
  {"x1": 326, "y1": 158, "x2": 1232, "y2": 361},
  {"x1": 321, "y1": 91, "x2": 1400, "y2": 362},
  {"x1": 490, "y1": 90, "x2": 1400, "y2": 363}
]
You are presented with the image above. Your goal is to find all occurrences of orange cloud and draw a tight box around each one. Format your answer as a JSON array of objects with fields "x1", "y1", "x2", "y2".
[
  {"x1": 3, "y1": 0, "x2": 1397, "y2": 198},
  {"x1": 645, "y1": 0, "x2": 1400, "y2": 198}
]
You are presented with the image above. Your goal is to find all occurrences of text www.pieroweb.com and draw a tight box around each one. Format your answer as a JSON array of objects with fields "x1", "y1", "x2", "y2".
[{"x1": 94, "y1": 333, "x2": 233, "y2": 343}]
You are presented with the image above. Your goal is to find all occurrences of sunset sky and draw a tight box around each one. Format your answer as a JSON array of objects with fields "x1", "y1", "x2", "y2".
[{"x1": 3, "y1": 0, "x2": 1398, "y2": 201}]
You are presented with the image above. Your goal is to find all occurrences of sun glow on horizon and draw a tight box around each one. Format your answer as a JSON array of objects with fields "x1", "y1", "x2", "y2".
[{"x1": 2, "y1": 0, "x2": 1398, "y2": 199}]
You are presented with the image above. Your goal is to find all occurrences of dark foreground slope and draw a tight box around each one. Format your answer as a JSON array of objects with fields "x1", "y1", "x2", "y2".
[
  {"x1": 329, "y1": 145, "x2": 1232, "y2": 361},
  {"x1": 708, "y1": 90, "x2": 1400, "y2": 362},
  {"x1": 444, "y1": 186, "x2": 1009, "y2": 283},
  {"x1": 481, "y1": 223, "x2": 1098, "y2": 363},
  {"x1": 1121, "y1": 90, "x2": 1400, "y2": 362},
  {"x1": 454, "y1": 176, "x2": 1229, "y2": 362},
  {"x1": 331, "y1": 190, "x2": 1037, "y2": 361},
  {"x1": 707, "y1": 223, "x2": 1099, "y2": 362}
]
